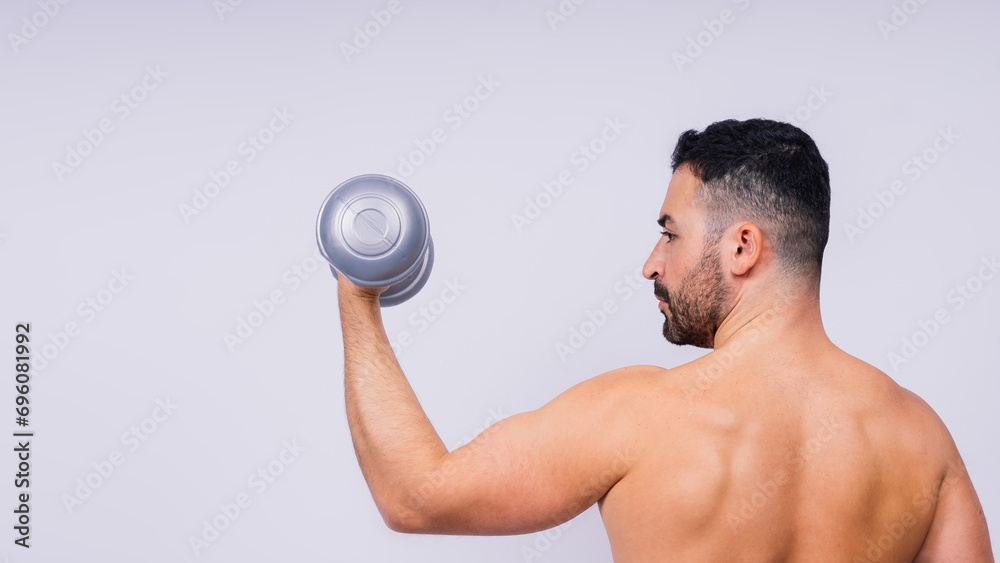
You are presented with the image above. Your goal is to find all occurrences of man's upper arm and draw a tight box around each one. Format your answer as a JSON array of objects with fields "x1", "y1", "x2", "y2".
[
  {"x1": 390, "y1": 366, "x2": 653, "y2": 535},
  {"x1": 898, "y1": 388, "x2": 994, "y2": 562},
  {"x1": 914, "y1": 451, "x2": 994, "y2": 561}
]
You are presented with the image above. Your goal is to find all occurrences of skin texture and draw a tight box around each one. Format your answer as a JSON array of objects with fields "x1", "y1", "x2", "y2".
[{"x1": 338, "y1": 166, "x2": 994, "y2": 562}]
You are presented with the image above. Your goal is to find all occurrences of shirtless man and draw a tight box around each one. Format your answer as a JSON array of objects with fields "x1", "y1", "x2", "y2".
[{"x1": 337, "y1": 118, "x2": 994, "y2": 561}]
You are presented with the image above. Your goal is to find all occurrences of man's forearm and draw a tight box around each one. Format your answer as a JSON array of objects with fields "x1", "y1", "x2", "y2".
[{"x1": 339, "y1": 281, "x2": 447, "y2": 519}]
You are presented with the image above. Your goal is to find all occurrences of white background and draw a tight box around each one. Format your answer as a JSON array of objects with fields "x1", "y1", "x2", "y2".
[{"x1": 1, "y1": 0, "x2": 997, "y2": 561}]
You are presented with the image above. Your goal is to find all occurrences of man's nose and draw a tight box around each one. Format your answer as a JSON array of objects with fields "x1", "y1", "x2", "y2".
[{"x1": 643, "y1": 244, "x2": 662, "y2": 280}]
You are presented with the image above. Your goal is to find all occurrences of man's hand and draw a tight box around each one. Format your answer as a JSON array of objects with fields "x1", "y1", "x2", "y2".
[{"x1": 336, "y1": 272, "x2": 387, "y2": 304}]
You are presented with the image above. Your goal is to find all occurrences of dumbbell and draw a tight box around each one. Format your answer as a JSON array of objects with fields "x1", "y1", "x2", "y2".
[{"x1": 316, "y1": 174, "x2": 434, "y2": 307}]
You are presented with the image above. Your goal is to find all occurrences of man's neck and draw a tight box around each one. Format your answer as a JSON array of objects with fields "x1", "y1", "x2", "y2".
[{"x1": 713, "y1": 283, "x2": 830, "y2": 353}]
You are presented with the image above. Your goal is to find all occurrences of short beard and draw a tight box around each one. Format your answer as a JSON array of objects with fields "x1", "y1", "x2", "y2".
[{"x1": 655, "y1": 238, "x2": 731, "y2": 349}]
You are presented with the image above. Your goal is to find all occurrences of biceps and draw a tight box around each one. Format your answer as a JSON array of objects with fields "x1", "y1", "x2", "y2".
[{"x1": 412, "y1": 410, "x2": 632, "y2": 535}]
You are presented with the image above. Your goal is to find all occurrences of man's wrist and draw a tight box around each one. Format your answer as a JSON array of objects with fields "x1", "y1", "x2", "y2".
[{"x1": 337, "y1": 273, "x2": 386, "y2": 303}]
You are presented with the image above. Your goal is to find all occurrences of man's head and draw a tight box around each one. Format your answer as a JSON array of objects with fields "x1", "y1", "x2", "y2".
[{"x1": 643, "y1": 118, "x2": 831, "y2": 348}]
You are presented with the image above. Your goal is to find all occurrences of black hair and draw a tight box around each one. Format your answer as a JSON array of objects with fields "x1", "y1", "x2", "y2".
[{"x1": 671, "y1": 118, "x2": 831, "y2": 275}]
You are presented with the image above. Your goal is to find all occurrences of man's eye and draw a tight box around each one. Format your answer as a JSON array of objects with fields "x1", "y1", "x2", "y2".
[{"x1": 660, "y1": 231, "x2": 676, "y2": 242}]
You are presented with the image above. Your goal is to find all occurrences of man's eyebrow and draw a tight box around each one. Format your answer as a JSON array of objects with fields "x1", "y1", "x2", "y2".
[{"x1": 657, "y1": 214, "x2": 675, "y2": 228}]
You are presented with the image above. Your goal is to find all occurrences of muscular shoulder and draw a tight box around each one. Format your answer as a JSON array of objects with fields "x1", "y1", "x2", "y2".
[
  {"x1": 560, "y1": 364, "x2": 712, "y2": 448},
  {"x1": 848, "y1": 360, "x2": 958, "y2": 476},
  {"x1": 562, "y1": 364, "x2": 668, "y2": 393},
  {"x1": 894, "y1": 384, "x2": 961, "y2": 460},
  {"x1": 552, "y1": 364, "x2": 686, "y2": 430},
  {"x1": 861, "y1": 363, "x2": 951, "y2": 438}
]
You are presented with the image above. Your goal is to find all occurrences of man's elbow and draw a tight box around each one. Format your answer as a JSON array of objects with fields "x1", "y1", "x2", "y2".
[
  {"x1": 376, "y1": 493, "x2": 434, "y2": 534},
  {"x1": 372, "y1": 457, "x2": 458, "y2": 533},
  {"x1": 380, "y1": 507, "x2": 427, "y2": 534}
]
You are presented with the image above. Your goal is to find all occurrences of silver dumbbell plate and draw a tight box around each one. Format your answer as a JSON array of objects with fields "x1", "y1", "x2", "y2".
[{"x1": 316, "y1": 174, "x2": 434, "y2": 307}]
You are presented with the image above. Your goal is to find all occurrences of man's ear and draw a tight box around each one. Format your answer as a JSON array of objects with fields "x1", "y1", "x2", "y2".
[{"x1": 728, "y1": 222, "x2": 763, "y2": 276}]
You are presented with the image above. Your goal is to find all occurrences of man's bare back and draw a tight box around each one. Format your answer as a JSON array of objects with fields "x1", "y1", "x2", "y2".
[{"x1": 596, "y1": 342, "x2": 989, "y2": 561}]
